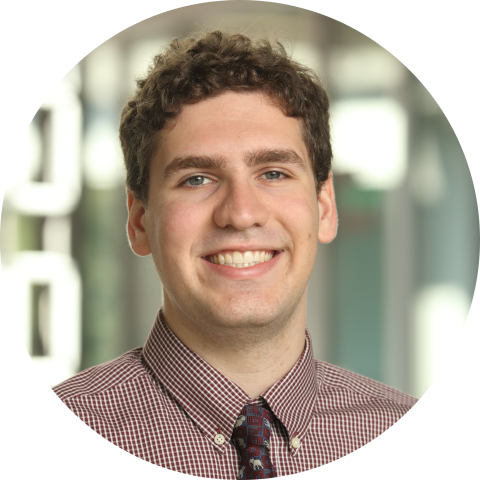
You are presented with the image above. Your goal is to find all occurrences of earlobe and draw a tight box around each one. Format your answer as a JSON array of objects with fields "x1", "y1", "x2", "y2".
[
  {"x1": 317, "y1": 172, "x2": 338, "y2": 244},
  {"x1": 126, "y1": 190, "x2": 151, "y2": 256}
]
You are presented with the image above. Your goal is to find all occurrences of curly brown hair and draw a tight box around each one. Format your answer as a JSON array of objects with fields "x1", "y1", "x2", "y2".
[{"x1": 119, "y1": 30, "x2": 332, "y2": 205}]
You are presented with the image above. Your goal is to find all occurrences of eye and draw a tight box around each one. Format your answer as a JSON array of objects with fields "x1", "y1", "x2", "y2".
[
  {"x1": 260, "y1": 171, "x2": 285, "y2": 180},
  {"x1": 185, "y1": 175, "x2": 212, "y2": 186}
]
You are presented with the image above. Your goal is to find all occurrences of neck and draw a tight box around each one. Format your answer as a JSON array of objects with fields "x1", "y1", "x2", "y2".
[{"x1": 162, "y1": 295, "x2": 307, "y2": 398}]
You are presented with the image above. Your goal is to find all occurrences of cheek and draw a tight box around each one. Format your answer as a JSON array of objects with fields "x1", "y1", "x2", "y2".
[
  {"x1": 147, "y1": 200, "x2": 206, "y2": 287},
  {"x1": 275, "y1": 191, "x2": 318, "y2": 238},
  {"x1": 274, "y1": 193, "x2": 319, "y2": 275},
  {"x1": 154, "y1": 199, "x2": 207, "y2": 255}
]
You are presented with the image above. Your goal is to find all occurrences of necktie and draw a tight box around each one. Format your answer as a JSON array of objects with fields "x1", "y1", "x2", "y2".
[{"x1": 232, "y1": 405, "x2": 277, "y2": 479}]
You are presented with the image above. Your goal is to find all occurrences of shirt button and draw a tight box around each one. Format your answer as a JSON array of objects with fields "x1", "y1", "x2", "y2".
[
  {"x1": 214, "y1": 434, "x2": 225, "y2": 445},
  {"x1": 291, "y1": 437, "x2": 301, "y2": 449}
]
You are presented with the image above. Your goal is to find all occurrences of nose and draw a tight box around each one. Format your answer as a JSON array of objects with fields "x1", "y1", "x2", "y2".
[{"x1": 213, "y1": 179, "x2": 269, "y2": 230}]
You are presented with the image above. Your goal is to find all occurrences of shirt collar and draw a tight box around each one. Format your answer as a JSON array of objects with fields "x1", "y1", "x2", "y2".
[{"x1": 142, "y1": 310, "x2": 319, "y2": 454}]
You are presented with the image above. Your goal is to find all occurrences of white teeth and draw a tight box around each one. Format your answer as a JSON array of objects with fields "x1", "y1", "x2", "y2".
[
  {"x1": 209, "y1": 250, "x2": 276, "y2": 268},
  {"x1": 232, "y1": 261, "x2": 260, "y2": 269},
  {"x1": 232, "y1": 251, "x2": 243, "y2": 264},
  {"x1": 243, "y1": 251, "x2": 254, "y2": 263}
]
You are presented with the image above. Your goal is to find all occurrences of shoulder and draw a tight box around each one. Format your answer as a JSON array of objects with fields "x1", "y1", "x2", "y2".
[
  {"x1": 53, "y1": 347, "x2": 149, "y2": 401},
  {"x1": 52, "y1": 347, "x2": 177, "y2": 448},
  {"x1": 314, "y1": 359, "x2": 417, "y2": 408},
  {"x1": 308, "y1": 360, "x2": 417, "y2": 456}
]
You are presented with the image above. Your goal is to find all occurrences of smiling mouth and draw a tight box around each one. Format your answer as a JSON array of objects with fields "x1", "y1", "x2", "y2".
[{"x1": 206, "y1": 250, "x2": 277, "y2": 269}]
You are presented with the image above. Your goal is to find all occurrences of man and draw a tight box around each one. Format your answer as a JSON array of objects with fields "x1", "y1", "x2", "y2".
[{"x1": 54, "y1": 31, "x2": 416, "y2": 478}]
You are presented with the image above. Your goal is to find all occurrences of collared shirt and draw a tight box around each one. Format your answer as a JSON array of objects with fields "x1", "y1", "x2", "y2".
[{"x1": 54, "y1": 310, "x2": 417, "y2": 478}]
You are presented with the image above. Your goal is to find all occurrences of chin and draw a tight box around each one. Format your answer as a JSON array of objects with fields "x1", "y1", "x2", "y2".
[{"x1": 200, "y1": 297, "x2": 296, "y2": 332}]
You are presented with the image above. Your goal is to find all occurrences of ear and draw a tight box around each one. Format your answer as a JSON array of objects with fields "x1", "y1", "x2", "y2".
[
  {"x1": 126, "y1": 189, "x2": 151, "y2": 256},
  {"x1": 317, "y1": 172, "x2": 338, "y2": 244}
]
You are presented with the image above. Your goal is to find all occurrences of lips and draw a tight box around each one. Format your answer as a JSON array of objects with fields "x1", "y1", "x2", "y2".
[{"x1": 206, "y1": 250, "x2": 276, "y2": 269}]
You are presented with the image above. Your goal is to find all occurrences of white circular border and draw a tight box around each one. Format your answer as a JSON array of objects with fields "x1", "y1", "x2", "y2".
[{"x1": 0, "y1": 1, "x2": 478, "y2": 478}]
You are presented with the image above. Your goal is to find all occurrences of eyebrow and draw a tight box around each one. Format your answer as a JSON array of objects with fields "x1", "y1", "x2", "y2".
[
  {"x1": 162, "y1": 148, "x2": 308, "y2": 180},
  {"x1": 245, "y1": 149, "x2": 308, "y2": 172},
  {"x1": 163, "y1": 155, "x2": 228, "y2": 180}
]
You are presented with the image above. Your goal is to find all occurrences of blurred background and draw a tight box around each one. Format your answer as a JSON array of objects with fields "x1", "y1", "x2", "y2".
[{"x1": 1, "y1": 1, "x2": 478, "y2": 398}]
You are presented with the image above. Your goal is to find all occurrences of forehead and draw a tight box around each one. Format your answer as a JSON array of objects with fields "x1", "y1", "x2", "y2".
[{"x1": 154, "y1": 91, "x2": 309, "y2": 169}]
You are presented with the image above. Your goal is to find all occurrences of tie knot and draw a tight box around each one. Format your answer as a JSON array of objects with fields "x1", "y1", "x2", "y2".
[{"x1": 232, "y1": 405, "x2": 273, "y2": 451}]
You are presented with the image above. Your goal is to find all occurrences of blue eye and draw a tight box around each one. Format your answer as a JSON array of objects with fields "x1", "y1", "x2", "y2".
[
  {"x1": 187, "y1": 176, "x2": 212, "y2": 186},
  {"x1": 262, "y1": 171, "x2": 283, "y2": 180}
]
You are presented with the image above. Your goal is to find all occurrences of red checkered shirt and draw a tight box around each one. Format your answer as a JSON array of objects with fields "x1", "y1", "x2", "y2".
[{"x1": 54, "y1": 310, "x2": 417, "y2": 478}]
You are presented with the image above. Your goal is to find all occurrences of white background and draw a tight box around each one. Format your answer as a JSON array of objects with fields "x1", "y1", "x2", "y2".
[{"x1": 0, "y1": 0, "x2": 479, "y2": 478}]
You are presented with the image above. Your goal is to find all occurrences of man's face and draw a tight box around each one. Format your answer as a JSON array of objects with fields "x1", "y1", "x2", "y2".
[{"x1": 127, "y1": 91, "x2": 337, "y2": 335}]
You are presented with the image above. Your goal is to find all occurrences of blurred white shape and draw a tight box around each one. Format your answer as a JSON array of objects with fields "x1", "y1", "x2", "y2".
[
  {"x1": 127, "y1": 39, "x2": 169, "y2": 93},
  {"x1": 329, "y1": 45, "x2": 406, "y2": 93},
  {"x1": 84, "y1": 118, "x2": 125, "y2": 189},
  {"x1": 43, "y1": 216, "x2": 71, "y2": 255},
  {"x1": 83, "y1": 40, "x2": 125, "y2": 189},
  {"x1": 0, "y1": 212, "x2": 18, "y2": 256},
  {"x1": 5, "y1": 76, "x2": 82, "y2": 216},
  {"x1": 331, "y1": 98, "x2": 408, "y2": 190},
  {"x1": 7, "y1": 183, "x2": 79, "y2": 216},
  {"x1": 413, "y1": 283, "x2": 470, "y2": 397},
  {"x1": 292, "y1": 41, "x2": 323, "y2": 76},
  {"x1": 5, "y1": 121, "x2": 43, "y2": 189},
  {"x1": 410, "y1": 133, "x2": 446, "y2": 207},
  {"x1": 63, "y1": 64, "x2": 82, "y2": 95},
  {"x1": 1, "y1": 251, "x2": 82, "y2": 386},
  {"x1": 84, "y1": 41, "x2": 122, "y2": 109}
]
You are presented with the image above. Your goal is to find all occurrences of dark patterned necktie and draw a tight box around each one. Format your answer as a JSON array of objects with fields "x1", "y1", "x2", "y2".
[{"x1": 232, "y1": 405, "x2": 277, "y2": 479}]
